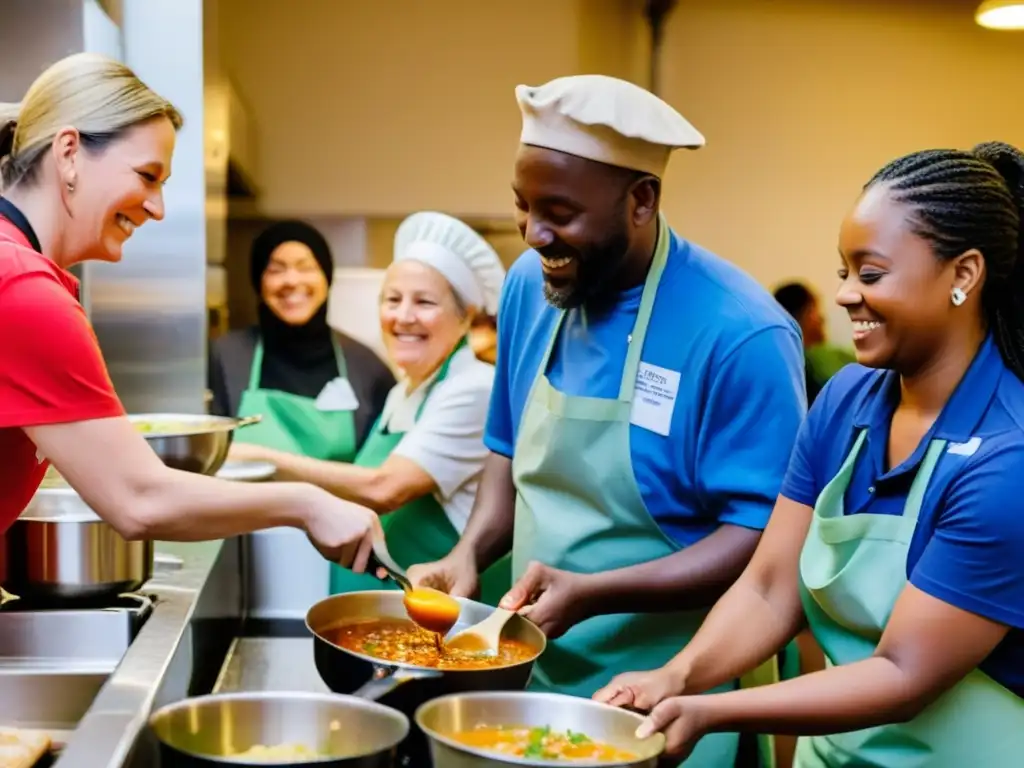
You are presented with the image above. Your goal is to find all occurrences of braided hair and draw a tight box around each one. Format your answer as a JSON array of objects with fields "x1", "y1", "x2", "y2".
[{"x1": 865, "y1": 142, "x2": 1024, "y2": 380}]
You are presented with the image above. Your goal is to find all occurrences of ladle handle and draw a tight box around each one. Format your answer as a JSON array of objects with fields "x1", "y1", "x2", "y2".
[
  {"x1": 353, "y1": 665, "x2": 441, "y2": 702},
  {"x1": 367, "y1": 553, "x2": 412, "y2": 592}
]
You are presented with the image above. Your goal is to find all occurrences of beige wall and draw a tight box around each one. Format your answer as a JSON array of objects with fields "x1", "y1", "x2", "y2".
[
  {"x1": 653, "y1": 0, "x2": 1024, "y2": 340},
  {"x1": 220, "y1": 0, "x2": 1024, "y2": 342}
]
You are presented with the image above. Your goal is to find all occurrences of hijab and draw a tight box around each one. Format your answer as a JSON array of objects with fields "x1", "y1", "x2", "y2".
[{"x1": 250, "y1": 220, "x2": 338, "y2": 399}]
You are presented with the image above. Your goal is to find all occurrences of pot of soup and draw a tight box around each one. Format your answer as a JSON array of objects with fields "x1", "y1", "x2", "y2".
[
  {"x1": 415, "y1": 692, "x2": 666, "y2": 767},
  {"x1": 148, "y1": 691, "x2": 409, "y2": 767},
  {"x1": 305, "y1": 591, "x2": 546, "y2": 767}
]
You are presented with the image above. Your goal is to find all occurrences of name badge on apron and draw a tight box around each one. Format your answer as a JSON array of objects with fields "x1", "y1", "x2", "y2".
[{"x1": 315, "y1": 377, "x2": 359, "y2": 412}]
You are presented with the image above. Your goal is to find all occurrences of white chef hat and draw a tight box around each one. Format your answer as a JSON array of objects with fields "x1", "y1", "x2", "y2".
[
  {"x1": 393, "y1": 212, "x2": 506, "y2": 315},
  {"x1": 516, "y1": 74, "x2": 704, "y2": 178}
]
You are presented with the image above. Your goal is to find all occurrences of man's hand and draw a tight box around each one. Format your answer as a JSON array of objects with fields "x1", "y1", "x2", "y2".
[
  {"x1": 407, "y1": 548, "x2": 479, "y2": 598},
  {"x1": 499, "y1": 561, "x2": 596, "y2": 639}
]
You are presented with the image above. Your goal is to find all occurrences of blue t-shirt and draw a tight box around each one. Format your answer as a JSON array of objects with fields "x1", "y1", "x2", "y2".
[
  {"x1": 485, "y1": 230, "x2": 807, "y2": 546},
  {"x1": 781, "y1": 335, "x2": 1024, "y2": 697}
]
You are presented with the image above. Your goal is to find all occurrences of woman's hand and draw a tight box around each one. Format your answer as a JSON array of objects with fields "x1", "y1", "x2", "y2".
[
  {"x1": 301, "y1": 487, "x2": 382, "y2": 571},
  {"x1": 593, "y1": 665, "x2": 687, "y2": 710},
  {"x1": 227, "y1": 441, "x2": 272, "y2": 463},
  {"x1": 635, "y1": 696, "x2": 712, "y2": 761}
]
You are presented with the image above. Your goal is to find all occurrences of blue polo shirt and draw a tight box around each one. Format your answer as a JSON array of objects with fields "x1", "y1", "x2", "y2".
[
  {"x1": 485, "y1": 229, "x2": 807, "y2": 546},
  {"x1": 781, "y1": 335, "x2": 1024, "y2": 696}
]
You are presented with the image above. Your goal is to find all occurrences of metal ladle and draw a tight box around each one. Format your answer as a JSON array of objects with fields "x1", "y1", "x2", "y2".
[{"x1": 369, "y1": 537, "x2": 461, "y2": 637}]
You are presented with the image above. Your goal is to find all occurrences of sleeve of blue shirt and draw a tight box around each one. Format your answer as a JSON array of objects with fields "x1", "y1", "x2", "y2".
[
  {"x1": 483, "y1": 264, "x2": 520, "y2": 459},
  {"x1": 911, "y1": 441, "x2": 1024, "y2": 630},
  {"x1": 779, "y1": 369, "x2": 851, "y2": 507},
  {"x1": 695, "y1": 325, "x2": 807, "y2": 529}
]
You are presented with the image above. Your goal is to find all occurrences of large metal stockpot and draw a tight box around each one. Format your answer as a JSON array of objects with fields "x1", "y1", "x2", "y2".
[
  {"x1": 2, "y1": 486, "x2": 152, "y2": 604},
  {"x1": 148, "y1": 691, "x2": 409, "y2": 767},
  {"x1": 415, "y1": 692, "x2": 666, "y2": 768}
]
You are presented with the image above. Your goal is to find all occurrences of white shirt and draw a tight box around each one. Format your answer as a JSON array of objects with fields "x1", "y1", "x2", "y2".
[{"x1": 379, "y1": 344, "x2": 493, "y2": 532}]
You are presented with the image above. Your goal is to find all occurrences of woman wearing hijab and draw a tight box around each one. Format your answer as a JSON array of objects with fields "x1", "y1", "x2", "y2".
[
  {"x1": 209, "y1": 220, "x2": 394, "y2": 462},
  {"x1": 231, "y1": 212, "x2": 511, "y2": 603}
]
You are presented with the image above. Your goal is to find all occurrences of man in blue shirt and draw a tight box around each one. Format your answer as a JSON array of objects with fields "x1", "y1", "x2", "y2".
[{"x1": 408, "y1": 74, "x2": 805, "y2": 767}]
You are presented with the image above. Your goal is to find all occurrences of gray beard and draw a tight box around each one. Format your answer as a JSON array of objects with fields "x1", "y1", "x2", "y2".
[{"x1": 542, "y1": 280, "x2": 582, "y2": 310}]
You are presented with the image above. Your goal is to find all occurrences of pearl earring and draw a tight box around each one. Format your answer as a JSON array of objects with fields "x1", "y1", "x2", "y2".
[
  {"x1": 951, "y1": 287, "x2": 967, "y2": 307},
  {"x1": 66, "y1": 182, "x2": 75, "y2": 193}
]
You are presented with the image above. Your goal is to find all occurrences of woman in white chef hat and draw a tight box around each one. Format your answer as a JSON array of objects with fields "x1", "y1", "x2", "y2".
[{"x1": 241, "y1": 211, "x2": 508, "y2": 599}]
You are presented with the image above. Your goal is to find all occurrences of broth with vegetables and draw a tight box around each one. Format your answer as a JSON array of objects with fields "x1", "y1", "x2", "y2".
[
  {"x1": 331, "y1": 618, "x2": 536, "y2": 669},
  {"x1": 449, "y1": 725, "x2": 637, "y2": 762}
]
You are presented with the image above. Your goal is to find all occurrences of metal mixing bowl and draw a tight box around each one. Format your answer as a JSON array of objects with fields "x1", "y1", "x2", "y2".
[
  {"x1": 129, "y1": 413, "x2": 261, "y2": 475},
  {"x1": 415, "y1": 692, "x2": 666, "y2": 768},
  {"x1": 148, "y1": 691, "x2": 410, "y2": 767}
]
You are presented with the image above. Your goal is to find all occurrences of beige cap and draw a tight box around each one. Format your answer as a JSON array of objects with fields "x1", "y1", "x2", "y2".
[
  {"x1": 515, "y1": 74, "x2": 704, "y2": 178},
  {"x1": 394, "y1": 212, "x2": 506, "y2": 315}
]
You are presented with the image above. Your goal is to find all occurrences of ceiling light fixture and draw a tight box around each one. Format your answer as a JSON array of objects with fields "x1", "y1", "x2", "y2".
[{"x1": 976, "y1": 0, "x2": 1024, "y2": 30}]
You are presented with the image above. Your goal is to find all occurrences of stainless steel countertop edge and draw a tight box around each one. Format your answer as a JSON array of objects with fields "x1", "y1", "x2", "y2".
[{"x1": 54, "y1": 538, "x2": 229, "y2": 768}]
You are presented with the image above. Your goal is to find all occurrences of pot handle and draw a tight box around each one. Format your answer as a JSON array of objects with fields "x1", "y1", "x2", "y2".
[
  {"x1": 353, "y1": 665, "x2": 442, "y2": 702},
  {"x1": 234, "y1": 415, "x2": 262, "y2": 429}
]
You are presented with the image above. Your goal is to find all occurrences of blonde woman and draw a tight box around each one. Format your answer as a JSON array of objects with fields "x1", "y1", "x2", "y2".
[
  {"x1": 0, "y1": 53, "x2": 380, "y2": 568},
  {"x1": 230, "y1": 212, "x2": 512, "y2": 602}
]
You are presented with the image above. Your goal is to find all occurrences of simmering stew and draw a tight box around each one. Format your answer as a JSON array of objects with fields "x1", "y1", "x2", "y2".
[
  {"x1": 330, "y1": 618, "x2": 535, "y2": 669},
  {"x1": 449, "y1": 725, "x2": 638, "y2": 762}
]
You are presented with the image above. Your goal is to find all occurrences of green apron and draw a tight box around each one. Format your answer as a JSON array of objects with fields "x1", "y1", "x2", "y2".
[
  {"x1": 509, "y1": 216, "x2": 741, "y2": 767},
  {"x1": 330, "y1": 340, "x2": 511, "y2": 604},
  {"x1": 235, "y1": 337, "x2": 358, "y2": 462},
  {"x1": 796, "y1": 430, "x2": 1024, "y2": 767}
]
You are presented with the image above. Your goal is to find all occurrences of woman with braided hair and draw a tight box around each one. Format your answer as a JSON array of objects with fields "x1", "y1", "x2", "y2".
[{"x1": 595, "y1": 141, "x2": 1024, "y2": 766}]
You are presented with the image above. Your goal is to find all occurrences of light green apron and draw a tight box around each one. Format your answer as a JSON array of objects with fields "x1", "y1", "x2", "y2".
[
  {"x1": 235, "y1": 337, "x2": 358, "y2": 462},
  {"x1": 330, "y1": 340, "x2": 511, "y2": 604},
  {"x1": 509, "y1": 216, "x2": 742, "y2": 767},
  {"x1": 796, "y1": 430, "x2": 1024, "y2": 767}
]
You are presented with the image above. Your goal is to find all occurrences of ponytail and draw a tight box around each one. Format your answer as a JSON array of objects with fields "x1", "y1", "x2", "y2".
[{"x1": 972, "y1": 142, "x2": 1024, "y2": 381}]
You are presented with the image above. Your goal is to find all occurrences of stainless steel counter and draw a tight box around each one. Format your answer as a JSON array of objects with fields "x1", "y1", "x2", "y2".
[
  {"x1": 54, "y1": 537, "x2": 243, "y2": 768},
  {"x1": 213, "y1": 637, "x2": 328, "y2": 695}
]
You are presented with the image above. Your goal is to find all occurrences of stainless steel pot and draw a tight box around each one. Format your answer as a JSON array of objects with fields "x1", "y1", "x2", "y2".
[
  {"x1": 2, "y1": 486, "x2": 153, "y2": 604},
  {"x1": 306, "y1": 591, "x2": 546, "y2": 765},
  {"x1": 129, "y1": 413, "x2": 262, "y2": 475},
  {"x1": 415, "y1": 692, "x2": 666, "y2": 767},
  {"x1": 148, "y1": 691, "x2": 409, "y2": 767}
]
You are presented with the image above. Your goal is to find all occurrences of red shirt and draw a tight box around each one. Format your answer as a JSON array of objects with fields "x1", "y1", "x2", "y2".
[{"x1": 0, "y1": 215, "x2": 124, "y2": 531}]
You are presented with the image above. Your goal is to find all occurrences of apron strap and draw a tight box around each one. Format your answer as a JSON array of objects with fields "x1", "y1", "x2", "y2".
[
  {"x1": 331, "y1": 334, "x2": 349, "y2": 378},
  {"x1": 247, "y1": 339, "x2": 266, "y2": 392},
  {"x1": 619, "y1": 214, "x2": 671, "y2": 400},
  {"x1": 902, "y1": 438, "x2": 947, "y2": 524},
  {"x1": 412, "y1": 335, "x2": 467, "y2": 421}
]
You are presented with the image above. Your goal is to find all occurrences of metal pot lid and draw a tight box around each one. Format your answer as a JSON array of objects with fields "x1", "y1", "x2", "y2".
[{"x1": 21, "y1": 484, "x2": 101, "y2": 523}]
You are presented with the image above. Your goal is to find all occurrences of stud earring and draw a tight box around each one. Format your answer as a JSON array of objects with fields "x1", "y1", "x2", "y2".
[{"x1": 951, "y1": 287, "x2": 967, "y2": 307}]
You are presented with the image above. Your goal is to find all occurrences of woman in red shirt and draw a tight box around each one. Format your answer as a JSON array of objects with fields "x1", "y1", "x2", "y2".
[{"x1": 0, "y1": 53, "x2": 380, "y2": 569}]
